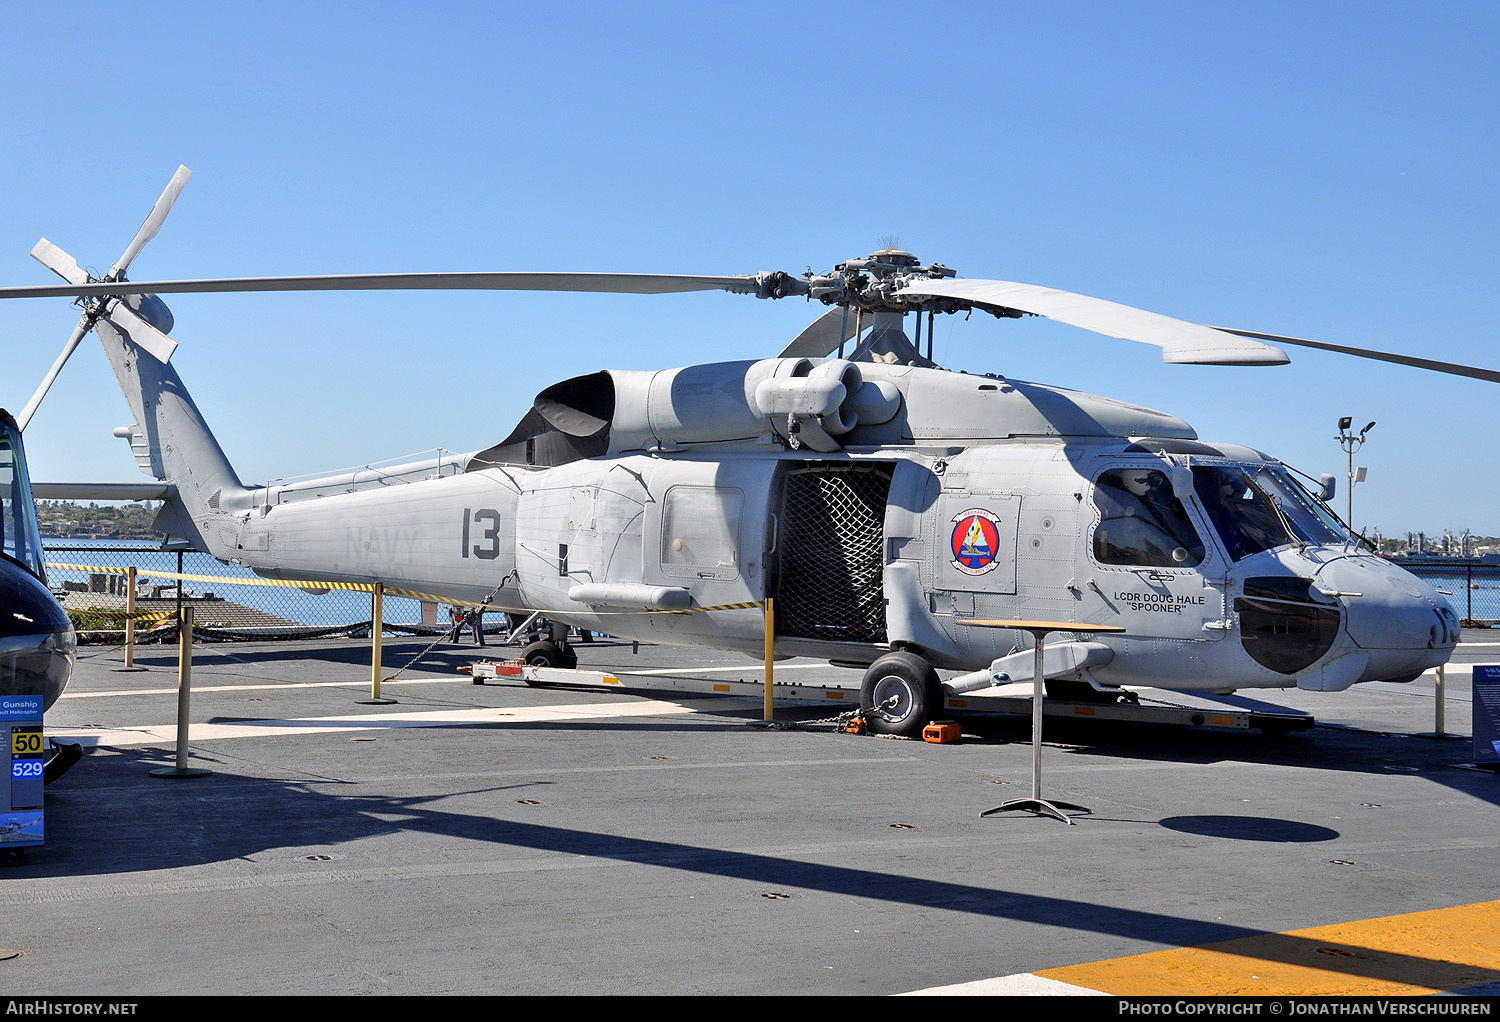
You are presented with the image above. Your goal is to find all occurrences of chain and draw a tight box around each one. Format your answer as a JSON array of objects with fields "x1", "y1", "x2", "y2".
[
  {"x1": 743, "y1": 694, "x2": 901, "y2": 733},
  {"x1": 383, "y1": 574, "x2": 515, "y2": 684}
]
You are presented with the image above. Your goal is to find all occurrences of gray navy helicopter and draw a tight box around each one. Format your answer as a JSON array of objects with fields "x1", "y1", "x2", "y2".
[
  {"x1": 0, "y1": 409, "x2": 73, "y2": 714},
  {"x1": 5, "y1": 166, "x2": 1489, "y2": 737}
]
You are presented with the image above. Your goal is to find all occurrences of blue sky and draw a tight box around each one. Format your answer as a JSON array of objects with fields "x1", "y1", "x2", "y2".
[{"x1": 1, "y1": 2, "x2": 1496, "y2": 537}]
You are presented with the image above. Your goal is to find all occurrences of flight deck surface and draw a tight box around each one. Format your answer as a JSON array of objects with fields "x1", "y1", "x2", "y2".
[{"x1": 5, "y1": 633, "x2": 1498, "y2": 996}]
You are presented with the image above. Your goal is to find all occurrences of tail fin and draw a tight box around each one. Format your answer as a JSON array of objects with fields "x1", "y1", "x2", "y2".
[{"x1": 95, "y1": 315, "x2": 250, "y2": 556}]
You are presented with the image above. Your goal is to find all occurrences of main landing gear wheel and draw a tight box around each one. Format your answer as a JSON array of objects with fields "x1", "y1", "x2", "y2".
[{"x1": 860, "y1": 651, "x2": 942, "y2": 739}]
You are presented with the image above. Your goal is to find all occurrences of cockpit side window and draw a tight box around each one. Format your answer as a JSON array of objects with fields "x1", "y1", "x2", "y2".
[
  {"x1": 0, "y1": 420, "x2": 45, "y2": 581},
  {"x1": 1092, "y1": 467, "x2": 1205, "y2": 567}
]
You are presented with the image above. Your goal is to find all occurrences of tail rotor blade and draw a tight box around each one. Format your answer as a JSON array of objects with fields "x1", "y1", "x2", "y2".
[
  {"x1": 17, "y1": 315, "x2": 93, "y2": 431},
  {"x1": 31, "y1": 239, "x2": 90, "y2": 286},
  {"x1": 102, "y1": 300, "x2": 178, "y2": 363},
  {"x1": 112, "y1": 165, "x2": 191, "y2": 277}
]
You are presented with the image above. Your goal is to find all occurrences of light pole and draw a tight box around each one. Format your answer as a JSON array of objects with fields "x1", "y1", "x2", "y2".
[{"x1": 1336, "y1": 416, "x2": 1375, "y2": 533}]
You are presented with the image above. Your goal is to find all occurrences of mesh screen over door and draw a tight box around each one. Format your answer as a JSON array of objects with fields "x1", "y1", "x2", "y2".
[{"x1": 774, "y1": 462, "x2": 893, "y2": 644}]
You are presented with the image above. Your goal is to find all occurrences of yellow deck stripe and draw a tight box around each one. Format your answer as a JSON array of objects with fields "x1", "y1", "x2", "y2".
[{"x1": 1037, "y1": 900, "x2": 1500, "y2": 995}]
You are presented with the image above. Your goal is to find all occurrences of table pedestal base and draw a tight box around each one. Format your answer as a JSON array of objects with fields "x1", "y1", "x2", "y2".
[{"x1": 981, "y1": 797, "x2": 1092, "y2": 825}]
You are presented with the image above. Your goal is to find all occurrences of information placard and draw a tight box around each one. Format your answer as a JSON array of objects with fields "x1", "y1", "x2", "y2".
[
  {"x1": 0, "y1": 695, "x2": 44, "y2": 848},
  {"x1": 1473, "y1": 665, "x2": 1500, "y2": 766}
]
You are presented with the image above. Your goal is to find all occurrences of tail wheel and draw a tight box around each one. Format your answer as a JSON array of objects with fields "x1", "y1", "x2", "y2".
[
  {"x1": 860, "y1": 651, "x2": 942, "y2": 739},
  {"x1": 521, "y1": 640, "x2": 566, "y2": 686}
]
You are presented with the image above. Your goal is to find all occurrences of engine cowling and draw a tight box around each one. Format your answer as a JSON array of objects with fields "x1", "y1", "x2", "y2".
[{"x1": 533, "y1": 358, "x2": 902, "y2": 453}]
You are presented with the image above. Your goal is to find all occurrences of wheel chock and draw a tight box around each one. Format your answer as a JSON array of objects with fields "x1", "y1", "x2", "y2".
[{"x1": 922, "y1": 720, "x2": 961, "y2": 744}]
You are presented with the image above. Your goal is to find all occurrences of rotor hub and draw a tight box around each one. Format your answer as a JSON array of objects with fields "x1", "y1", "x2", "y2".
[{"x1": 798, "y1": 249, "x2": 961, "y2": 315}]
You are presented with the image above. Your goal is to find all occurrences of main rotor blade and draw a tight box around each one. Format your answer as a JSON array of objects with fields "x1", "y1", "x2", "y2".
[
  {"x1": 113, "y1": 165, "x2": 191, "y2": 277},
  {"x1": 31, "y1": 238, "x2": 90, "y2": 286},
  {"x1": 778, "y1": 306, "x2": 863, "y2": 358},
  {"x1": 17, "y1": 315, "x2": 93, "y2": 431},
  {"x1": 0, "y1": 271, "x2": 762, "y2": 301},
  {"x1": 1207, "y1": 325, "x2": 1500, "y2": 385},
  {"x1": 102, "y1": 300, "x2": 178, "y2": 363},
  {"x1": 898, "y1": 279, "x2": 1289, "y2": 366}
]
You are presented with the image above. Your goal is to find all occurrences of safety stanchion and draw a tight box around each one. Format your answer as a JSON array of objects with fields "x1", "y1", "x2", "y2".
[
  {"x1": 150, "y1": 607, "x2": 211, "y2": 779},
  {"x1": 1417, "y1": 662, "x2": 1462, "y2": 740},
  {"x1": 763, "y1": 598, "x2": 774, "y2": 722},
  {"x1": 115, "y1": 566, "x2": 148, "y2": 672},
  {"x1": 358, "y1": 582, "x2": 398, "y2": 705}
]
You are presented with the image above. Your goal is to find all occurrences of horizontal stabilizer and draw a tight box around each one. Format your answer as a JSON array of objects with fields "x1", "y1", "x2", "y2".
[{"x1": 32, "y1": 482, "x2": 173, "y2": 501}]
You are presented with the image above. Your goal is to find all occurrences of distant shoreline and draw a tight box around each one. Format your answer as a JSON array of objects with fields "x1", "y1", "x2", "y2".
[{"x1": 42, "y1": 532, "x2": 162, "y2": 542}]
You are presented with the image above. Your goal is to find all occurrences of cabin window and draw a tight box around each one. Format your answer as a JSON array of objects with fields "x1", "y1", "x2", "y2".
[
  {"x1": 660, "y1": 486, "x2": 743, "y2": 581},
  {"x1": 1092, "y1": 467, "x2": 1204, "y2": 568}
]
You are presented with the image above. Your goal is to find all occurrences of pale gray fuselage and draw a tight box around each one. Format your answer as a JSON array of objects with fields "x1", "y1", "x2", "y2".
[
  {"x1": 218, "y1": 366, "x2": 1454, "y2": 694},
  {"x1": 96, "y1": 321, "x2": 1456, "y2": 696},
  {"x1": 230, "y1": 441, "x2": 1454, "y2": 692}
]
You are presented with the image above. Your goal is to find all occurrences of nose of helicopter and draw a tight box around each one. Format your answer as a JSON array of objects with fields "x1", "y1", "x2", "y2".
[
  {"x1": 1314, "y1": 554, "x2": 1458, "y2": 682},
  {"x1": 0, "y1": 558, "x2": 76, "y2": 713}
]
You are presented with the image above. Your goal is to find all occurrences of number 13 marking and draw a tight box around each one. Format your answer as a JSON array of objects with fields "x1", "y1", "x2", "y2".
[{"x1": 461, "y1": 508, "x2": 501, "y2": 560}]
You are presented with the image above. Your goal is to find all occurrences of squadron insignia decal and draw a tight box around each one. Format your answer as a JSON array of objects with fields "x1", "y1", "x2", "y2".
[{"x1": 950, "y1": 508, "x2": 1002, "y2": 576}]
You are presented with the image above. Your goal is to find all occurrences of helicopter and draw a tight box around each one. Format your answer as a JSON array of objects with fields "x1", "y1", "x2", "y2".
[
  {"x1": 0, "y1": 407, "x2": 75, "y2": 713},
  {"x1": 2, "y1": 167, "x2": 1484, "y2": 738}
]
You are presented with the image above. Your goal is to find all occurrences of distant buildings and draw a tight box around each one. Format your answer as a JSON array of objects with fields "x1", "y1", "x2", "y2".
[{"x1": 36, "y1": 500, "x2": 160, "y2": 540}]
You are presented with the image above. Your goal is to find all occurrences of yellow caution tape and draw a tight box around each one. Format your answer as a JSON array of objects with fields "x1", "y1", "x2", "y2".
[
  {"x1": 548, "y1": 600, "x2": 766, "y2": 617},
  {"x1": 62, "y1": 608, "x2": 176, "y2": 624},
  {"x1": 46, "y1": 563, "x2": 766, "y2": 619},
  {"x1": 46, "y1": 563, "x2": 453, "y2": 604},
  {"x1": 654, "y1": 600, "x2": 765, "y2": 615}
]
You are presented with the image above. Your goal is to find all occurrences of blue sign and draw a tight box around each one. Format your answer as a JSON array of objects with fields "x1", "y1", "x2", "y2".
[
  {"x1": 1474, "y1": 666, "x2": 1500, "y2": 766},
  {"x1": 0, "y1": 696, "x2": 42, "y2": 722},
  {"x1": 2, "y1": 696, "x2": 44, "y2": 848}
]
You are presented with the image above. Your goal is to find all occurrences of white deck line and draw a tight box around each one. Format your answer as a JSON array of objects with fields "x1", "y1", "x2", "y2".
[
  {"x1": 46, "y1": 698, "x2": 712, "y2": 748},
  {"x1": 900, "y1": 973, "x2": 1106, "y2": 995}
]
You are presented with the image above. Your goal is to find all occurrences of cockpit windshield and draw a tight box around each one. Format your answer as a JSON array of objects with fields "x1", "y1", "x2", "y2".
[
  {"x1": 0, "y1": 417, "x2": 46, "y2": 581},
  {"x1": 1193, "y1": 463, "x2": 1349, "y2": 561}
]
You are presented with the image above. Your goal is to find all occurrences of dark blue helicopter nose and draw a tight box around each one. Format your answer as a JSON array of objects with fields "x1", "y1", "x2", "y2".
[{"x1": 0, "y1": 556, "x2": 75, "y2": 712}]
